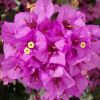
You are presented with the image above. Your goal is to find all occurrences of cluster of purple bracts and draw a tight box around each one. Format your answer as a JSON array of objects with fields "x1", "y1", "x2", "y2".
[
  {"x1": 1, "y1": 0, "x2": 100, "y2": 100},
  {"x1": 80, "y1": 0, "x2": 100, "y2": 22}
]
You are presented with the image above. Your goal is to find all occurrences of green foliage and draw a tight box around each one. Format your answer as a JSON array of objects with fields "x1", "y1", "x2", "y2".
[
  {"x1": 0, "y1": 40, "x2": 3, "y2": 54},
  {"x1": 52, "y1": 0, "x2": 69, "y2": 5},
  {"x1": 93, "y1": 18, "x2": 100, "y2": 25},
  {"x1": 0, "y1": 82, "x2": 30, "y2": 100},
  {"x1": 51, "y1": 12, "x2": 59, "y2": 20},
  {"x1": 92, "y1": 86, "x2": 100, "y2": 100},
  {"x1": 0, "y1": 4, "x2": 5, "y2": 15},
  {"x1": 88, "y1": 0, "x2": 96, "y2": 5},
  {"x1": 5, "y1": 9, "x2": 18, "y2": 22}
]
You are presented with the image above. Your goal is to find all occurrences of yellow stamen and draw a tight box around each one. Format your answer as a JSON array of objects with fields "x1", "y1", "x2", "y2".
[
  {"x1": 24, "y1": 47, "x2": 30, "y2": 54},
  {"x1": 28, "y1": 41, "x2": 35, "y2": 49},
  {"x1": 80, "y1": 42, "x2": 86, "y2": 48},
  {"x1": 71, "y1": 0, "x2": 79, "y2": 7},
  {"x1": 26, "y1": 2, "x2": 36, "y2": 12}
]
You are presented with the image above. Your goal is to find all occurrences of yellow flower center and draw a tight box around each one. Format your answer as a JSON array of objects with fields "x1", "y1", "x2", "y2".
[
  {"x1": 24, "y1": 47, "x2": 30, "y2": 54},
  {"x1": 80, "y1": 42, "x2": 86, "y2": 48},
  {"x1": 26, "y1": 2, "x2": 36, "y2": 12},
  {"x1": 28, "y1": 41, "x2": 35, "y2": 49},
  {"x1": 71, "y1": 0, "x2": 79, "y2": 7}
]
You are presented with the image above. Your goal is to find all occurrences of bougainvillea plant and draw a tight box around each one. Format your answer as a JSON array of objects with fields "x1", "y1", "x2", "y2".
[{"x1": 0, "y1": 0, "x2": 100, "y2": 100}]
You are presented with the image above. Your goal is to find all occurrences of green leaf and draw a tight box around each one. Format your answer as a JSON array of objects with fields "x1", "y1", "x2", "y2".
[
  {"x1": 0, "y1": 81, "x2": 30, "y2": 100},
  {"x1": 93, "y1": 18, "x2": 100, "y2": 25},
  {"x1": 92, "y1": 86, "x2": 100, "y2": 100},
  {"x1": 0, "y1": 4, "x2": 5, "y2": 15},
  {"x1": 0, "y1": 40, "x2": 3, "y2": 54},
  {"x1": 5, "y1": 9, "x2": 18, "y2": 22},
  {"x1": 87, "y1": 0, "x2": 96, "y2": 5}
]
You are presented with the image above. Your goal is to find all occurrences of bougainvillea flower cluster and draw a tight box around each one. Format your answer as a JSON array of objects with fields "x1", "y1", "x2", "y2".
[
  {"x1": 1, "y1": 0, "x2": 100, "y2": 99},
  {"x1": 80, "y1": 0, "x2": 100, "y2": 21},
  {"x1": 0, "y1": 0, "x2": 16, "y2": 9}
]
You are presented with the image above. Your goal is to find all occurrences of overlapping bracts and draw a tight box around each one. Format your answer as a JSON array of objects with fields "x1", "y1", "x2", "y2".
[
  {"x1": 1, "y1": 0, "x2": 100, "y2": 100},
  {"x1": 80, "y1": 0, "x2": 100, "y2": 22}
]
